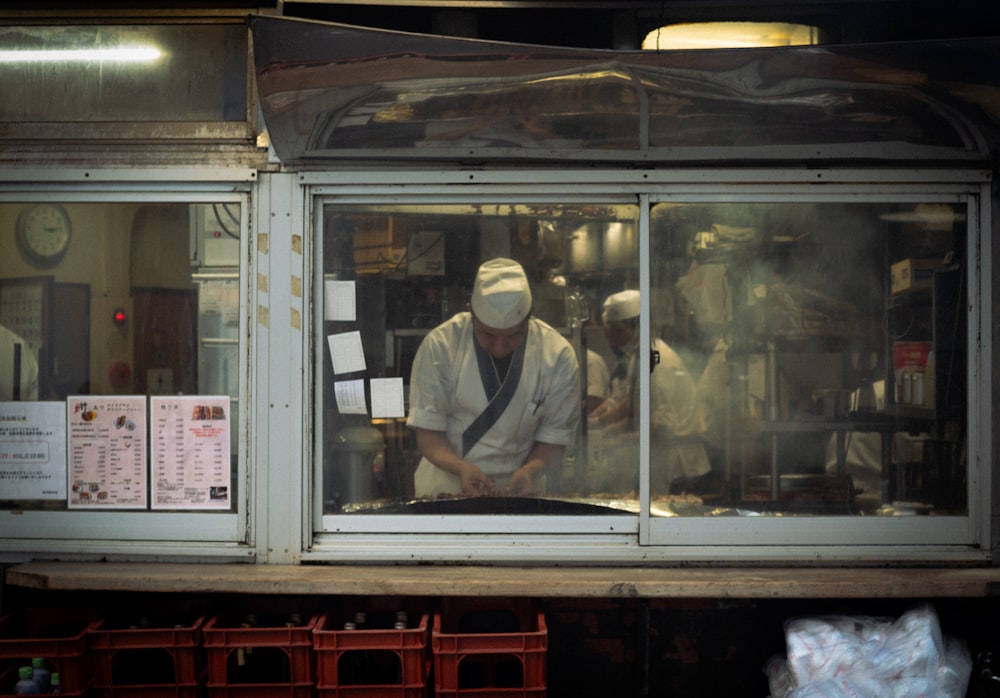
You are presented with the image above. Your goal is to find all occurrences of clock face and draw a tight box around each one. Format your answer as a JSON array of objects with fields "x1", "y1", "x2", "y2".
[{"x1": 17, "y1": 204, "x2": 72, "y2": 267}]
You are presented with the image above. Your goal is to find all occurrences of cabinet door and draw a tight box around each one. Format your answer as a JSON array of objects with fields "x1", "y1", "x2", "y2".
[
  {"x1": 50, "y1": 282, "x2": 90, "y2": 400},
  {"x1": 132, "y1": 289, "x2": 198, "y2": 396}
]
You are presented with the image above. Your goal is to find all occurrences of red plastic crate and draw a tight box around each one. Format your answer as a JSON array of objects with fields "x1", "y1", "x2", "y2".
[
  {"x1": 432, "y1": 601, "x2": 547, "y2": 698},
  {"x1": 0, "y1": 607, "x2": 102, "y2": 696},
  {"x1": 0, "y1": 661, "x2": 86, "y2": 697},
  {"x1": 202, "y1": 613, "x2": 317, "y2": 692},
  {"x1": 94, "y1": 684, "x2": 200, "y2": 698},
  {"x1": 205, "y1": 684, "x2": 312, "y2": 698},
  {"x1": 313, "y1": 608, "x2": 430, "y2": 697},
  {"x1": 89, "y1": 615, "x2": 205, "y2": 693}
]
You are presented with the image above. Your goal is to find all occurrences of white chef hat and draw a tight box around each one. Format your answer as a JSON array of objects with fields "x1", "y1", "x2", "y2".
[
  {"x1": 602, "y1": 289, "x2": 640, "y2": 323},
  {"x1": 470, "y1": 258, "x2": 532, "y2": 329}
]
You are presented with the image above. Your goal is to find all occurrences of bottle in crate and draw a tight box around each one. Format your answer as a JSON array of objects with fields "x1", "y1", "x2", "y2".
[
  {"x1": 313, "y1": 605, "x2": 431, "y2": 697},
  {"x1": 203, "y1": 611, "x2": 317, "y2": 696},
  {"x1": 14, "y1": 665, "x2": 40, "y2": 695},
  {"x1": 0, "y1": 608, "x2": 101, "y2": 696},
  {"x1": 30, "y1": 657, "x2": 51, "y2": 693}
]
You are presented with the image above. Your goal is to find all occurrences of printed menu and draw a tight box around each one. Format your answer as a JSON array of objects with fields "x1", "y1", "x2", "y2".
[
  {"x1": 151, "y1": 395, "x2": 231, "y2": 509},
  {"x1": 0, "y1": 401, "x2": 66, "y2": 500},
  {"x1": 67, "y1": 396, "x2": 147, "y2": 509}
]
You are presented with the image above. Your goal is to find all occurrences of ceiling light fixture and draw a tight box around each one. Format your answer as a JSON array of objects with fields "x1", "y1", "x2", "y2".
[
  {"x1": 642, "y1": 22, "x2": 822, "y2": 50},
  {"x1": 0, "y1": 46, "x2": 163, "y2": 64}
]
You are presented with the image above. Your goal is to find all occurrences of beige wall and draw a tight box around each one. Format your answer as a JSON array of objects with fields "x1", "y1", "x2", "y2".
[{"x1": 0, "y1": 202, "x2": 190, "y2": 395}]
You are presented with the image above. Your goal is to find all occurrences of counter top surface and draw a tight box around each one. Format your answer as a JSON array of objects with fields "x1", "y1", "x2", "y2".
[{"x1": 7, "y1": 562, "x2": 1000, "y2": 598}]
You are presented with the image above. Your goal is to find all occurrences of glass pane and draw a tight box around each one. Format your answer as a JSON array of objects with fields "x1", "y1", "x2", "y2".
[
  {"x1": 0, "y1": 201, "x2": 242, "y2": 512},
  {"x1": 649, "y1": 201, "x2": 967, "y2": 517},
  {"x1": 253, "y1": 16, "x2": 992, "y2": 163},
  {"x1": 0, "y1": 25, "x2": 247, "y2": 123},
  {"x1": 319, "y1": 202, "x2": 640, "y2": 514}
]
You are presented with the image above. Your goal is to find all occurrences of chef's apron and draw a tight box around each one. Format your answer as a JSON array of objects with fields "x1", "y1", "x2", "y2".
[{"x1": 414, "y1": 336, "x2": 527, "y2": 496}]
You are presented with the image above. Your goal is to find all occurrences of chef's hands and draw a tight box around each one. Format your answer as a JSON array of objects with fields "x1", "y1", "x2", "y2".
[
  {"x1": 458, "y1": 461, "x2": 535, "y2": 496},
  {"x1": 457, "y1": 461, "x2": 496, "y2": 495},
  {"x1": 505, "y1": 467, "x2": 536, "y2": 496},
  {"x1": 458, "y1": 447, "x2": 554, "y2": 497},
  {"x1": 458, "y1": 461, "x2": 537, "y2": 496},
  {"x1": 416, "y1": 428, "x2": 495, "y2": 495},
  {"x1": 589, "y1": 397, "x2": 628, "y2": 426},
  {"x1": 460, "y1": 463, "x2": 536, "y2": 496},
  {"x1": 506, "y1": 442, "x2": 562, "y2": 496},
  {"x1": 460, "y1": 461, "x2": 537, "y2": 496},
  {"x1": 414, "y1": 428, "x2": 561, "y2": 497}
]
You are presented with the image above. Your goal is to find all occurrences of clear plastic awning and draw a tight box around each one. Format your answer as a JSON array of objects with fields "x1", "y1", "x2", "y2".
[{"x1": 250, "y1": 16, "x2": 1000, "y2": 165}]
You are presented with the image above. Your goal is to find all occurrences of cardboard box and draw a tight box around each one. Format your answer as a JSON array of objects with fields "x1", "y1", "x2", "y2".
[{"x1": 890, "y1": 258, "x2": 939, "y2": 294}]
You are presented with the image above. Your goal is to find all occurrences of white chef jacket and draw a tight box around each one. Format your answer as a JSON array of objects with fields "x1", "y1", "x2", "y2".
[
  {"x1": 407, "y1": 312, "x2": 581, "y2": 496},
  {"x1": 649, "y1": 338, "x2": 711, "y2": 486},
  {"x1": 586, "y1": 349, "x2": 610, "y2": 403},
  {"x1": 596, "y1": 337, "x2": 709, "y2": 493}
]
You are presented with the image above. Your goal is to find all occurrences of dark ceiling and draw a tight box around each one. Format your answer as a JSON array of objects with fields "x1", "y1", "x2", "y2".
[
  {"x1": 2, "y1": 1, "x2": 997, "y2": 49},
  {"x1": 280, "y1": 1, "x2": 1000, "y2": 49}
]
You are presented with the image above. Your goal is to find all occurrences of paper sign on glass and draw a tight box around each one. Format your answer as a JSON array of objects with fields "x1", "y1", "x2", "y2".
[
  {"x1": 150, "y1": 395, "x2": 232, "y2": 510},
  {"x1": 327, "y1": 330, "x2": 367, "y2": 374},
  {"x1": 371, "y1": 377, "x2": 405, "y2": 418},
  {"x1": 324, "y1": 280, "x2": 356, "y2": 321},
  {"x1": 0, "y1": 401, "x2": 66, "y2": 500},
  {"x1": 67, "y1": 396, "x2": 147, "y2": 509},
  {"x1": 334, "y1": 379, "x2": 369, "y2": 415}
]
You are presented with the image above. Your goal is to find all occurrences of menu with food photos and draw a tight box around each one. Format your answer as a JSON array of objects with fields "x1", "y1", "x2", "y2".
[
  {"x1": 150, "y1": 395, "x2": 231, "y2": 509},
  {"x1": 67, "y1": 396, "x2": 147, "y2": 509}
]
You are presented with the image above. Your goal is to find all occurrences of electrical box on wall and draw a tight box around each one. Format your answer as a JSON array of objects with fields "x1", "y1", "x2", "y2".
[
  {"x1": 406, "y1": 231, "x2": 445, "y2": 276},
  {"x1": 190, "y1": 203, "x2": 240, "y2": 268}
]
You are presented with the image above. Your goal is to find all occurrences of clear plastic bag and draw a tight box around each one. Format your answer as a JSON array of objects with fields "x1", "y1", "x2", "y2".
[{"x1": 765, "y1": 604, "x2": 971, "y2": 698}]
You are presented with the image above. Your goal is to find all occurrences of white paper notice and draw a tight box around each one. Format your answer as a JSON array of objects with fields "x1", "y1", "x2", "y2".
[
  {"x1": 327, "y1": 331, "x2": 367, "y2": 374},
  {"x1": 371, "y1": 377, "x2": 405, "y2": 418},
  {"x1": 150, "y1": 395, "x2": 232, "y2": 509},
  {"x1": 334, "y1": 380, "x2": 369, "y2": 415},
  {"x1": 324, "y1": 280, "x2": 356, "y2": 321},
  {"x1": 0, "y1": 401, "x2": 66, "y2": 500},
  {"x1": 67, "y1": 396, "x2": 147, "y2": 509}
]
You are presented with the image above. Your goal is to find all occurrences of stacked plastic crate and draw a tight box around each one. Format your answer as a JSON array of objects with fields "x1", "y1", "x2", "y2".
[
  {"x1": 0, "y1": 608, "x2": 102, "y2": 697},
  {"x1": 202, "y1": 611, "x2": 318, "y2": 698},
  {"x1": 88, "y1": 614, "x2": 205, "y2": 697},
  {"x1": 432, "y1": 600, "x2": 547, "y2": 698},
  {"x1": 313, "y1": 603, "x2": 430, "y2": 697}
]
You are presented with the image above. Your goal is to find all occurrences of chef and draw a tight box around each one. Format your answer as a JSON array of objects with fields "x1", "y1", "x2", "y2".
[
  {"x1": 588, "y1": 289, "x2": 710, "y2": 494},
  {"x1": 407, "y1": 258, "x2": 581, "y2": 497}
]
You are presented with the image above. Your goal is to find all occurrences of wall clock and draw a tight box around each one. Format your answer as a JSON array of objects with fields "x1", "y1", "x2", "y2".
[{"x1": 16, "y1": 203, "x2": 72, "y2": 268}]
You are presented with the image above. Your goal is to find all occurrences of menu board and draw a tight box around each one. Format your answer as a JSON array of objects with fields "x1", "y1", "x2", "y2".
[
  {"x1": 151, "y1": 395, "x2": 231, "y2": 509},
  {"x1": 0, "y1": 401, "x2": 66, "y2": 500},
  {"x1": 67, "y1": 396, "x2": 147, "y2": 509}
]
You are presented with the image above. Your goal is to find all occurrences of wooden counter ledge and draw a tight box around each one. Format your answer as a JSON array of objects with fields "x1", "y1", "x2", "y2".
[{"x1": 7, "y1": 562, "x2": 1000, "y2": 599}]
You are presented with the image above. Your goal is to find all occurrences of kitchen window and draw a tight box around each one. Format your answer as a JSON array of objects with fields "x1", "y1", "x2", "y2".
[
  {"x1": 307, "y1": 173, "x2": 988, "y2": 563},
  {"x1": 0, "y1": 186, "x2": 252, "y2": 554}
]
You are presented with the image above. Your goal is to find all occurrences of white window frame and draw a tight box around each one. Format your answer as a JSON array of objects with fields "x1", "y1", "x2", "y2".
[
  {"x1": 0, "y1": 168, "x2": 257, "y2": 562},
  {"x1": 303, "y1": 168, "x2": 991, "y2": 565}
]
